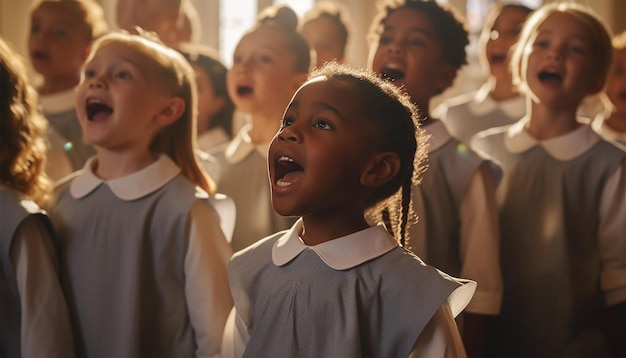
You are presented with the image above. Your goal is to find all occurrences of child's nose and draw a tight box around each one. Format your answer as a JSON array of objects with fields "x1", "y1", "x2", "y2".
[
  {"x1": 278, "y1": 126, "x2": 301, "y2": 142},
  {"x1": 546, "y1": 45, "x2": 564, "y2": 61},
  {"x1": 88, "y1": 77, "x2": 105, "y2": 89},
  {"x1": 385, "y1": 41, "x2": 403, "y2": 56}
]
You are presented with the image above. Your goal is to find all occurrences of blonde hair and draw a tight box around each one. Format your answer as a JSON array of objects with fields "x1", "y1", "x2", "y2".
[
  {"x1": 0, "y1": 38, "x2": 51, "y2": 207},
  {"x1": 510, "y1": 2, "x2": 613, "y2": 94},
  {"x1": 88, "y1": 31, "x2": 215, "y2": 194},
  {"x1": 31, "y1": 0, "x2": 109, "y2": 43}
]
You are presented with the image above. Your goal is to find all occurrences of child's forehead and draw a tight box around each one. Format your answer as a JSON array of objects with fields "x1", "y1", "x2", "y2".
[
  {"x1": 242, "y1": 26, "x2": 290, "y2": 46},
  {"x1": 383, "y1": 7, "x2": 436, "y2": 32},
  {"x1": 294, "y1": 77, "x2": 363, "y2": 108},
  {"x1": 91, "y1": 41, "x2": 157, "y2": 67},
  {"x1": 32, "y1": 1, "x2": 87, "y2": 27}
]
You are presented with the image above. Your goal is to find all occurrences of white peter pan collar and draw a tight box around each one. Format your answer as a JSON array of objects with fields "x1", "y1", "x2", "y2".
[
  {"x1": 424, "y1": 120, "x2": 452, "y2": 152},
  {"x1": 39, "y1": 87, "x2": 76, "y2": 114},
  {"x1": 504, "y1": 118, "x2": 601, "y2": 161},
  {"x1": 468, "y1": 83, "x2": 525, "y2": 119},
  {"x1": 70, "y1": 155, "x2": 181, "y2": 200},
  {"x1": 592, "y1": 115, "x2": 626, "y2": 142},
  {"x1": 272, "y1": 219, "x2": 399, "y2": 270},
  {"x1": 225, "y1": 124, "x2": 271, "y2": 164}
]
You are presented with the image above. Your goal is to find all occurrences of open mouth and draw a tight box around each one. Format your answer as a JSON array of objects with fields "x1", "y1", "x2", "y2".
[
  {"x1": 237, "y1": 85, "x2": 253, "y2": 96},
  {"x1": 274, "y1": 155, "x2": 304, "y2": 187},
  {"x1": 490, "y1": 53, "x2": 506, "y2": 65},
  {"x1": 380, "y1": 67, "x2": 405, "y2": 82},
  {"x1": 31, "y1": 51, "x2": 50, "y2": 61},
  {"x1": 538, "y1": 70, "x2": 563, "y2": 84},
  {"x1": 86, "y1": 98, "x2": 113, "y2": 121}
]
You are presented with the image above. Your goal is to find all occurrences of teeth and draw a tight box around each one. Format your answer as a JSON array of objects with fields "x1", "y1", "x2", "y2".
[
  {"x1": 87, "y1": 98, "x2": 103, "y2": 104},
  {"x1": 276, "y1": 179, "x2": 291, "y2": 187},
  {"x1": 278, "y1": 156, "x2": 294, "y2": 162}
]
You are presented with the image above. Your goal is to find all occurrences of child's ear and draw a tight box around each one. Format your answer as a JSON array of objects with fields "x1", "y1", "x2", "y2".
[
  {"x1": 435, "y1": 64, "x2": 458, "y2": 94},
  {"x1": 360, "y1": 152, "x2": 401, "y2": 188},
  {"x1": 156, "y1": 97, "x2": 186, "y2": 126}
]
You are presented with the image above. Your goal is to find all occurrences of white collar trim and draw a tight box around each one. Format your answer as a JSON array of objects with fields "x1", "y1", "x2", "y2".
[
  {"x1": 272, "y1": 219, "x2": 399, "y2": 270},
  {"x1": 70, "y1": 155, "x2": 181, "y2": 200},
  {"x1": 504, "y1": 118, "x2": 601, "y2": 160},
  {"x1": 39, "y1": 87, "x2": 76, "y2": 114},
  {"x1": 424, "y1": 120, "x2": 452, "y2": 152},
  {"x1": 592, "y1": 116, "x2": 626, "y2": 142},
  {"x1": 225, "y1": 124, "x2": 270, "y2": 164},
  {"x1": 468, "y1": 83, "x2": 525, "y2": 119}
]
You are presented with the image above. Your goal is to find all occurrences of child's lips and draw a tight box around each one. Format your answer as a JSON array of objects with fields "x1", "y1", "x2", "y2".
[
  {"x1": 31, "y1": 50, "x2": 50, "y2": 62},
  {"x1": 236, "y1": 85, "x2": 253, "y2": 96},
  {"x1": 272, "y1": 154, "x2": 304, "y2": 189},
  {"x1": 537, "y1": 68, "x2": 563, "y2": 84},
  {"x1": 85, "y1": 97, "x2": 113, "y2": 122},
  {"x1": 379, "y1": 63, "x2": 406, "y2": 82}
]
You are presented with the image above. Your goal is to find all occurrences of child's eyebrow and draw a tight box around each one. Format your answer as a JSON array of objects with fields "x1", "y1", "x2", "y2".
[
  {"x1": 287, "y1": 99, "x2": 346, "y2": 120},
  {"x1": 382, "y1": 25, "x2": 434, "y2": 39},
  {"x1": 312, "y1": 101, "x2": 345, "y2": 120}
]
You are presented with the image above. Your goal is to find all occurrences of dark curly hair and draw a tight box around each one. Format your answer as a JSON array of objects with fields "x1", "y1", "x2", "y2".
[{"x1": 369, "y1": 0, "x2": 469, "y2": 69}]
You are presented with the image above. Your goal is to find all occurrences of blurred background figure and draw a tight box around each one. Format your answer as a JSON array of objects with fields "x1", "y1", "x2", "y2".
[
  {"x1": 28, "y1": 0, "x2": 109, "y2": 180},
  {"x1": 301, "y1": 1, "x2": 350, "y2": 68},
  {"x1": 592, "y1": 30, "x2": 626, "y2": 145},
  {"x1": 435, "y1": 2, "x2": 533, "y2": 144},
  {"x1": 116, "y1": 0, "x2": 200, "y2": 49},
  {"x1": 211, "y1": 4, "x2": 309, "y2": 252},
  {"x1": 180, "y1": 43, "x2": 234, "y2": 152}
]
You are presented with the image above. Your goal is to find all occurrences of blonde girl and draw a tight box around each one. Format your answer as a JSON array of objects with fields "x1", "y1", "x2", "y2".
[
  {"x1": 50, "y1": 31, "x2": 233, "y2": 356},
  {"x1": 471, "y1": 2, "x2": 626, "y2": 356}
]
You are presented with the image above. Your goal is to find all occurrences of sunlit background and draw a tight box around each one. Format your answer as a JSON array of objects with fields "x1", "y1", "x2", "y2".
[{"x1": 0, "y1": 0, "x2": 623, "y2": 106}]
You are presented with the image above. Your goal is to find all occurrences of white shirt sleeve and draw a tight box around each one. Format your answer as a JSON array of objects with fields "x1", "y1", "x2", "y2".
[
  {"x1": 220, "y1": 307, "x2": 250, "y2": 358},
  {"x1": 458, "y1": 166, "x2": 504, "y2": 315},
  {"x1": 185, "y1": 200, "x2": 234, "y2": 358},
  {"x1": 409, "y1": 301, "x2": 467, "y2": 358},
  {"x1": 13, "y1": 215, "x2": 74, "y2": 358},
  {"x1": 598, "y1": 159, "x2": 626, "y2": 306}
]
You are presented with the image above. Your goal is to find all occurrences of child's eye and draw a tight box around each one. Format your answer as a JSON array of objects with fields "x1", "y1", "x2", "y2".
[
  {"x1": 281, "y1": 117, "x2": 295, "y2": 128},
  {"x1": 30, "y1": 24, "x2": 40, "y2": 34},
  {"x1": 54, "y1": 28, "x2": 68, "y2": 38},
  {"x1": 408, "y1": 38, "x2": 425, "y2": 47},
  {"x1": 84, "y1": 69, "x2": 96, "y2": 78},
  {"x1": 115, "y1": 70, "x2": 132, "y2": 80},
  {"x1": 232, "y1": 55, "x2": 242, "y2": 65},
  {"x1": 569, "y1": 45, "x2": 586, "y2": 54},
  {"x1": 313, "y1": 119, "x2": 334, "y2": 130},
  {"x1": 379, "y1": 35, "x2": 392, "y2": 46},
  {"x1": 534, "y1": 39, "x2": 549, "y2": 49},
  {"x1": 259, "y1": 55, "x2": 273, "y2": 64}
]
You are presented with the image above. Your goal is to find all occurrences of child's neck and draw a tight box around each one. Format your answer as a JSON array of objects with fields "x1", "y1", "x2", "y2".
[
  {"x1": 38, "y1": 74, "x2": 80, "y2": 95},
  {"x1": 489, "y1": 76, "x2": 519, "y2": 102},
  {"x1": 605, "y1": 110, "x2": 626, "y2": 133},
  {"x1": 247, "y1": 111, "x2": 283, "y2": 145},
  {"x1": 93, "y1": 148, "x2": 158, "y2": 181},
  {"x1": 300, "y1": 212, "x2": 370, "y2": 246},
  {"x1": 526, "y1": 100, "x2": 582, "y2": 140}
]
